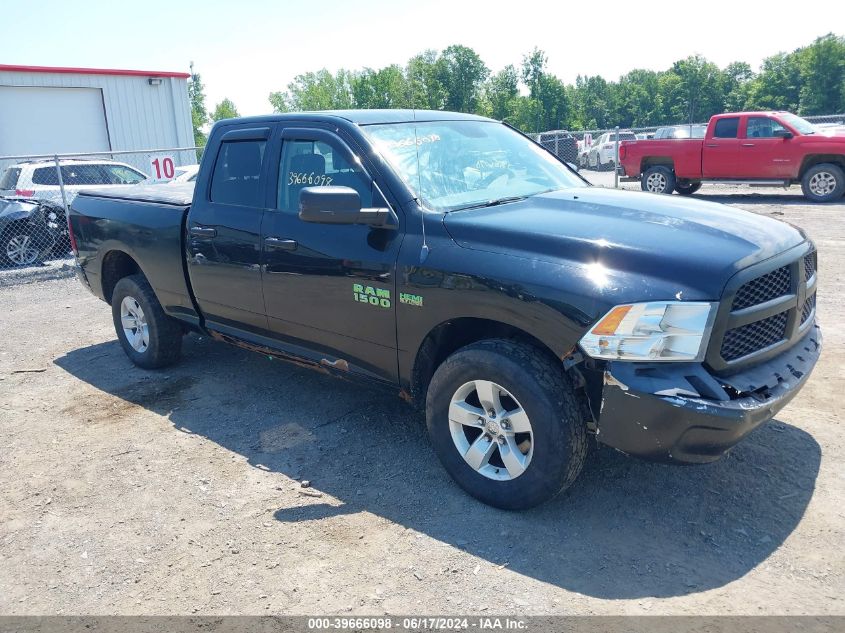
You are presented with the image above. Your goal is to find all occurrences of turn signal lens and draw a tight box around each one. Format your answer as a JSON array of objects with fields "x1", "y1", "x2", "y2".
[{"x1": 591, "y1": 305, "x2": 632, "y2": 335}]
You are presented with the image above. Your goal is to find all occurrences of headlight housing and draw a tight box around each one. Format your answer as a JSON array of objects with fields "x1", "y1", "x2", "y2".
[{"x1": 579, "y1": 301, "x2": 717, "y2": 362}]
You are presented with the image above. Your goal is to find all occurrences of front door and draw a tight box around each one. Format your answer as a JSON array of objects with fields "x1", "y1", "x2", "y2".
[
  {"x1": 737, "y1": 116, "x2": 798, "y2": 179},
  {"x1": 260, "y1": 126, "x2": 403, "y2": 382},
  {"x1": 186, "y1": 125, "x2": 272, "y2": 334}
]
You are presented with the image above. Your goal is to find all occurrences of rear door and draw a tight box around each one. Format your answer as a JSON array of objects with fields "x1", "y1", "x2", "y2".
[
  {"x1": 702, "y1": 116, "x2": 741, "y2": 178},
  {"x1": 260, "y1": 125, "x2": 403, "y2": 382},
  {"x1": 186, "y1": 125, "x2": 273, "y2": 334},
  {"x1": 737, "y1": 116, "x2": 798, "y2": 179}
]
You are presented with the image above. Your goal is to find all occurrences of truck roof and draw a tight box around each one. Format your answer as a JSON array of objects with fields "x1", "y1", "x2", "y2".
[
  {"x1": 711, "y1": 111, "x2": 791, "y2": 119},
  {"x1": 213, "y1": 109, "x2": 494, "y2": 127}
]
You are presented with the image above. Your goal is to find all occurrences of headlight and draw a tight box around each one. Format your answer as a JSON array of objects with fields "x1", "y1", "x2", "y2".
[{"x1": 579, "y1": 301, "x2": 716, "y2": 362}]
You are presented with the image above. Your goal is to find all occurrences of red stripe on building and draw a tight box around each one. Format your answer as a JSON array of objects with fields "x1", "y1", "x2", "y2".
[{"x1": 0, "y1": 64, "x2": 190, "y2": 79}]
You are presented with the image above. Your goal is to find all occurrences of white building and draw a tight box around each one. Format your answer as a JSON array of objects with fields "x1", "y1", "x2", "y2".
[{"x1": 0, "y1": 64, "x2": 194, "y2": 172}]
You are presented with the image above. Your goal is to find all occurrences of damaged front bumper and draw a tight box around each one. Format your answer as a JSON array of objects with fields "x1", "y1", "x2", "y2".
[{"x1": 584, "y1": 324, "x2": 822, "y2": 464}]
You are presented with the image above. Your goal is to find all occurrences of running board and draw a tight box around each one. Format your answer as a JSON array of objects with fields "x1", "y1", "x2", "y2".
[{"x1": 710, "y1": 180, "x2": 791, "y2": 187}]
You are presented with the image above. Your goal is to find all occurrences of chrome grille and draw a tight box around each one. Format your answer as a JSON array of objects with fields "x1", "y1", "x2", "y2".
[
  {"x1": 732, "y1": 265, "x2": 791, "y2": 310},
  {"x1": 720, "y1": 312, "x2": 789, "y2": 361},
  {"x1": 804, "y1": 251, "x2": 817, "y2": 280},
  {"x1": 801, "y1": 293, "x2": 816, "y2": 324}
]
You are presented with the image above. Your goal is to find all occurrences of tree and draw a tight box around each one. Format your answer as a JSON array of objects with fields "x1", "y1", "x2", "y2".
[
  {"x1": 483, "y1": 65, "x2": 519, "y2": 121},
  {"x1": 435, "y1": 45, "x2": 489, "y2": 113},
  {"x1": 797, "y1": 34, "x2": 845, "y2": 114},
  {"x1": 188, "y1": 62, "x2": 208, "y2": 147},
  {"x1": 407, "y1": 50, "x2": 446, "y2": 109},
  {"x1": 722, "y1": 61, "x2": 755, "y2": 111},
  {"x1": 519, "y1": 48, "x2": 572, "y2": 131},
  {"x1": 746, "y1": 52, "x2": 802, "y2": 112},
  {"x1": 211, "y1": 98, "x2": 239, "y2": 122},
  {"x1": 269, "y1": 69, "x2": 354, "y2": 112},
  {"x1": 668, "y1": 55, "x2": 725, "y2": 124},
  {"x1": 352, "y1": 65, "x2": 410, "y2": 108}
]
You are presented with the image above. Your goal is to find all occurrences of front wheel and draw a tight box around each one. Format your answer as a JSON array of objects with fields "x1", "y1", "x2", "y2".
[
  {"x1": 111, "y1": 274, "x2": 183, "y2": 369},
  {"x1": 425, "y1": 340, "x2": 588, "y2": 510},
  {"x1": 801, "y1": 163, "x2": 845, "y2": 202},
  {"x1": 1, "y1": 227, "x2": 46, "y2": 267},
  {"x1": 641, "y1": 166, "x2": 676, "y2": 194},
  {"x1": 675, "y1": 181, "x2": 702, "y2": 196}
]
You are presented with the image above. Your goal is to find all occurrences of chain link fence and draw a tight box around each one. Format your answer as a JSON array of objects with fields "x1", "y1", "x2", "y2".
[
  {"x1": 535, "y1": 113, "x2": 845, "y2": 174},
  {"x1": 0, "y1": 147, "x2": 202, "y2": 286}
]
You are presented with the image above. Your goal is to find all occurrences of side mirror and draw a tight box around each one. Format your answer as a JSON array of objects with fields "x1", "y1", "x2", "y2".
[
  {"x1": 773, "y1": 129, "x2": 793, "y2": 139},
  {"x1": 298, "y1": 186, "x2": 394, "y2": 228}
]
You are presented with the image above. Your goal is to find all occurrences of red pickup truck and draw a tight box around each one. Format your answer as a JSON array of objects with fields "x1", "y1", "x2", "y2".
[{"x1": 618, "y1": 111, "x2": 845, "y2": 202}]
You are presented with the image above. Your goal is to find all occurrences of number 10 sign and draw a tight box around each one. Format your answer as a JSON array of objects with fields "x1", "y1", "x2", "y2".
[{"x1": 149, "y1": 155, "x2": 176, "y2": 181}]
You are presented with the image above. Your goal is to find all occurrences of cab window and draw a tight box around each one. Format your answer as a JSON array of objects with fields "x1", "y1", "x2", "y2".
[
  {"x1": 746, "y1": 117, "x2": 788, "y2": 138},
  {"x1": 713, "y1": 117, "x2": 740, "y2": 139},
  {"x1": 278, "y1": 138, "x2": 373, "y2": 213},
  {"x1": 209, "y1": 140, "x2": 267, "y2": 207}
]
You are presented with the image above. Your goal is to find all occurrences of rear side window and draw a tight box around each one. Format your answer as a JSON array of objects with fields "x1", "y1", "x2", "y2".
[
  {"x1": 32, "y1": 167, "x2": 60, "y2": 185},
  {"x1": 0, "y1": 167, "x2": 21, "y2": 189},
  {"x1": 210, "y1": 140, "x2": 267, "y2": 207},
  {"x1": 100, "y1": 165, "x2": 145, "y2": 184},
  {"x1": 713, "y1": 118, "x2": 740, "y2": 139}
]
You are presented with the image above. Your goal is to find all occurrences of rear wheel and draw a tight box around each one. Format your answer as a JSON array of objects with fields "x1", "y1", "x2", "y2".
[
  {"x1": 111, "y1": 274, "x2": 183, "y2": 369},
  {"x1": 426, "y1": 339, "x2": 588, "y2": 510},
  {"x1": 642, "y1": 166, "x2": 676, "y2": 194},
  {"x1": 801, "y1": 163, "x2": 845, "y2": 202},
  {"x1": 675, "y1": 181, "x2": 702, "y2": 196}
]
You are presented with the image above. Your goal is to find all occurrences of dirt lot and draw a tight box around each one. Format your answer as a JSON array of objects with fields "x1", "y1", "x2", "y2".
[{"x1": 1, "y1": 179, "x2": 843, "y2": 616}]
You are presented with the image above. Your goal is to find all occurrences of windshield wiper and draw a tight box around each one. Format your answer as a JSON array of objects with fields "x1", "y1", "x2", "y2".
[{"x1": 452, "y1": 195, "x2": 529, "y2": 212}]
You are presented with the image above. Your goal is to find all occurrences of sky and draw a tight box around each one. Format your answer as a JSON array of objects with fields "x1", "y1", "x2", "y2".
[{"x1": 1, "y1": 0, "x2": 843, "y2": 117}]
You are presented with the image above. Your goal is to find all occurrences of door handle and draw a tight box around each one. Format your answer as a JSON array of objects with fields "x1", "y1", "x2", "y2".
[
  {"x1": 264, "y1": 237, "x2": 298, "y2": 251},
  {"x1": 705, "y1": 144, "x2": 719, "y2": 148},
  {"x1": 190, "y1": 226, "x2": 217, "y2": 238},
  {"x1": 742, "y1": 143, "x2": 755, "y2": 147}
]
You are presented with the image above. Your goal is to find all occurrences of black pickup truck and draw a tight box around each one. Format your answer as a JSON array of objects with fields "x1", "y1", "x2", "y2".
[{"x1": 69, "y1": 110, "x2": 821, "y2": 510}]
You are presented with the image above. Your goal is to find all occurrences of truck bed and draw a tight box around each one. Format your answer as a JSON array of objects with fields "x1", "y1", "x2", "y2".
[
  {"x1": 70, "y1": 183, "x2": 199, "y2": 325},
  {"x1": 78, "y1": 182, "x2": 195, "y2": 206},
  {"x1": 620, "y1": 139, "x2": 704, "y2": 179}
]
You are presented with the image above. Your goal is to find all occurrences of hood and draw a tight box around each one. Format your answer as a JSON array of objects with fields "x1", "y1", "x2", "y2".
[
  {"x1": 0, "y1": 198, "x2": 39, "y2": 219},
  {"x1": 442, "y1": 187, "x2": 805, "y2": 299}
]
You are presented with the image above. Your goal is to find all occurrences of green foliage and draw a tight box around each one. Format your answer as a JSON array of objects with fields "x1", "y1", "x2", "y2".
[
  {"x1": 436, "y1": 45, "x2": 489, "y2": 113},
  {"x1": 211, "y1": 98, "x2": 239, "y2": 122},
  {"x1": 188, "y1": 62, "x2": 208, "y2": 147},
  {"x1": 265, "y1": 35, "x2": 845, "y2": 132}
]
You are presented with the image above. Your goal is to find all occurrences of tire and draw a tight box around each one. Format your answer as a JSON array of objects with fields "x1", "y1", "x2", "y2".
[
  {"x1": 425, "y1": 339, "x2": 588, "y2": 510},
  {"x1": 675, "y1": 181, "x2": 702, "y2": 196},
  {"x1": 0, "y1": 226, "x2": 45, "y2": 267},
  {"x1": 641, "y1": 166, "x2": 676, "y2": 194},
  {"x1": 801, "y1": 163, "x2": 845, "y2": 202},
  {"x1": 111, "y1": 274, "x2": 183, "y2": 369}
]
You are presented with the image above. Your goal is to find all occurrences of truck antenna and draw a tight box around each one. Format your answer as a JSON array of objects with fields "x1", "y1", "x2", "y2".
[{"x1": 412, "y1": 111, "x2": 430, "y2": 263}]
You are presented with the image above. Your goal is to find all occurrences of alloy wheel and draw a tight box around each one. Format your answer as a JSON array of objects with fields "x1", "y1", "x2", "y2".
[
  {"x1": 448, "y1": 380, "x2": 534, "y2": 481},
  {"x1": 120, "y1": 296, "x2": 150, "y2": 353}
]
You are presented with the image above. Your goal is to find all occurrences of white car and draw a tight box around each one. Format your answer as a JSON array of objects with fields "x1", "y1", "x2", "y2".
[
  {"x1": 170, "y1": 164, "x2": 199, "y2": 183},
  {"x1": 588, "y1": 131, "x2": 637, "y2": 170},
  {"x1": 0, "y1": 159, "x2": 147, "y2": 205}
]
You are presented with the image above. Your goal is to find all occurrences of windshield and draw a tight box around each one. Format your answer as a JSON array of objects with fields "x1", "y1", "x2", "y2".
[
  {"x1": 363, "y1": 120, "x2": 585, "y2": 212},
  {"x1": 780, "y1": 113, "x2": 817, "y2": 135}
]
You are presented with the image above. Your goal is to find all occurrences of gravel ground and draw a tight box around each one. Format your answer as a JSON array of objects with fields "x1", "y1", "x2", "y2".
[{"x1": 1, "y1": 179, "x2": 843, "y2": 616}]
